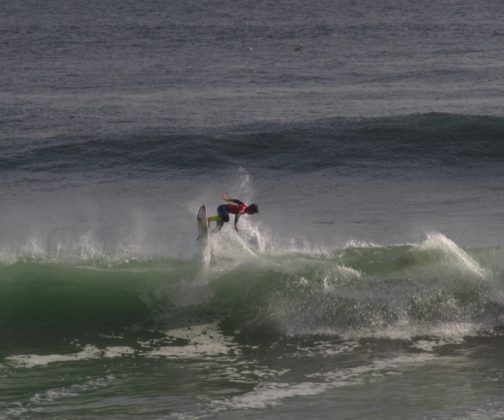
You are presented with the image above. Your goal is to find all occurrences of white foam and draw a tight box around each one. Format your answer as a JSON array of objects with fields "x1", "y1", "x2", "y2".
[
  {"x1": 219, "y1": 363, "x2": 289, "y2": 385},
  {"x1": 2, "y1": 402, "x2": 36, "y2": 418},
  {"x1": 212, "y1": 353, "x2": 437, "y2": 411},
  {"x1": 213, "y1": 381, "x2": 327, "y2": 410},
  {"x1": 102, "y1": 346, "x2": 136, "y2": 358},
  {"x1": 207, "y1": 229, "x2": 259, "y2": 263},
  {"x1": 340, "y1": 321, "x2": 480, "y2": 341},
  {"x1": 6, "y1": 345, "x2": 101, "y2": 368},
  {"x1": 98, "y1": 333, "x2": 124, "y2": 339},
  {"x1": 322, "y1": 264, "x2": 361, "y2": 290},
  {"x1": 292, "y1": 340, "x2": 359, "y2": 358},
  {"x1": 2, "y1": 375, "x2": 115, "y2": 417},
  {"x1": 30, "y1": 375, "x2": 115, "y2": 404},
  {"x1": 411, "y1": 336, "x2": 464, "y2": 352},
  {"x1": 146, "y1": 343, "x2": 230, "y2": 359},
  {"x1": 344, "y1": 239, "x2": 382, "y2": 249},
  {"x1": 146, "y1": 323, "x2": 239, "y2": 360}
]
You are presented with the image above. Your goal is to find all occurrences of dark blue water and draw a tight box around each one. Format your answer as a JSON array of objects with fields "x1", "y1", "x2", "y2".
[{"x1": 2, "y1": 1, "x2": 504, "y2": 418}]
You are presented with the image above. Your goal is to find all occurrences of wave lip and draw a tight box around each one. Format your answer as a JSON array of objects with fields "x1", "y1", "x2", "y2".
[{"x1": 419, "y1": 232, "x2": 488, "y2": 279}]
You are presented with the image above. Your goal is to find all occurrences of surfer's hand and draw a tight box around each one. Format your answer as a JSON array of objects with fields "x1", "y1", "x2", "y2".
[{"x1": 223, "y1": 194, "x2": 230, "y2": 201}]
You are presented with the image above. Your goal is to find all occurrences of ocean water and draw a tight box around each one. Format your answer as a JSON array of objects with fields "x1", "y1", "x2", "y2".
[{"x1": 2, "y1": 0, "x2": 504, "y2": 418}]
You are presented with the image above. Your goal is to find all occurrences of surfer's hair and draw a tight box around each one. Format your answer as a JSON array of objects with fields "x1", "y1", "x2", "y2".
[{"x1": 248, "y1": 204, "x2": 259, "y2": 214}]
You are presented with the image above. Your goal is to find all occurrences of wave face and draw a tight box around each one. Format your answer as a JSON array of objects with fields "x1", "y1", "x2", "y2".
[
  {"x1": 2, "y1": 233, "x2": 504, "y2": 341},
  {"x1": 3, "y1": 113, "x2": 504, "y2": 177}
]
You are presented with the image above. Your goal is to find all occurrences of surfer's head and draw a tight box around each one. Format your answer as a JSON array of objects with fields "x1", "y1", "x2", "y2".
[{"x1": 247, "y1": 204, "x2": 259, "y2": 214}]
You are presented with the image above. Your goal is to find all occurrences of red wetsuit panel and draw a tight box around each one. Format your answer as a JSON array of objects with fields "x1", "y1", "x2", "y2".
[{"x1": 226, "y1": 203, "x2": 247, "y2": 214}]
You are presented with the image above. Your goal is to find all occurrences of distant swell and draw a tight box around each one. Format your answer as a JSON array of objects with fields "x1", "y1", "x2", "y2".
[{"x1": 3, "y1": 113, "x2": 504, "y2": 176}]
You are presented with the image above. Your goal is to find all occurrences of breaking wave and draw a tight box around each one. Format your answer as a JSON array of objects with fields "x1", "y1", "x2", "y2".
[{"x1": 2, "y1": 231, "x2": 504, "y2": 341}]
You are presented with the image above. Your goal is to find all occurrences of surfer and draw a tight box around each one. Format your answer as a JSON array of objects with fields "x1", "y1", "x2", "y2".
[{"x1": 208, "y1": 195, "x2": 259, "y2": 232}]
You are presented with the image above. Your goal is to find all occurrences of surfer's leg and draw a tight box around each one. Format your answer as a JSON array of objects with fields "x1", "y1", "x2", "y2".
[
  {"x1": 208, "y1": 215, "x2": 222, "y2": 227},
  {"x1": 216, "y1": 205, "x2": 229, "y2": 231},
  {"x1": 207, "y1": 205, "x2": 229, "y2": 230}
]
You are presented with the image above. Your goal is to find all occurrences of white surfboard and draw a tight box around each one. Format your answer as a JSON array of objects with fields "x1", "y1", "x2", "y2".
[{"x1": 196, "y1": 205, "x2": 208, "y2": 241}]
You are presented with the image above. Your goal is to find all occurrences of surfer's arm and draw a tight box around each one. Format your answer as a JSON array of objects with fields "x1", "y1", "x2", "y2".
[
  {"x1": 234, "y1": 213, "x2": 241, "y2": 231},
  {"x1": 223, "y1": 194, "x2": 244, "y2": 206}
]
